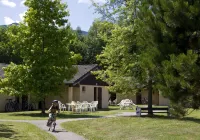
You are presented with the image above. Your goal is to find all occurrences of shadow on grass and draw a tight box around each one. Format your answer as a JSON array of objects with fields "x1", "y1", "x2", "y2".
[
  {"x1": 0, "y1": 124, "x2": 17, "y2": 139},
  {"x1": 9, "y1": 112, "x2": 103, "y2": 119},
  {"x1": 138, "y1": 114, "x2": 200, "y2": 124}
]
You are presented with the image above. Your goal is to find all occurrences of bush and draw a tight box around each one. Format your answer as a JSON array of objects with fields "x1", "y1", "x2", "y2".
[{"x1": 169, "y1": 102, "x2": 188, "y2": 118}]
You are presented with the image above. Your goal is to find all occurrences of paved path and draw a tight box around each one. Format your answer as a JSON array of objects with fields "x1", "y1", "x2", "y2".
[{"x1": 0, "y1": 112, "x2": 136, "y2": 140}]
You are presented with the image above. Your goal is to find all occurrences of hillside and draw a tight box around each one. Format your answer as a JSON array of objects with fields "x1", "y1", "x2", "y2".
[{"x1": 0, "y1": 23, "x2": 88, "y2": 35}]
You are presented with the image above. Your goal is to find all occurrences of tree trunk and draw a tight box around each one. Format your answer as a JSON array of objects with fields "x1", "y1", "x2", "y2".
[
  {"x1": 41, "y1": 98, "x2": 45, "y2": 114},
  {"x1": 148, "y1": 79, "x2": 153, "y2": 116}
]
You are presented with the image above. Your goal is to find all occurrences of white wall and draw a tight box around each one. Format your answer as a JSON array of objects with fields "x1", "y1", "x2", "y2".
[
  {"x1": 45, "y1": 85, "x2": 68, "y2": 108},
  {"x1": 101, "y1": 86, "x2": 109, "y2": 108},
  {"x1": 80, "y1": 85, "x2": 109, "y2": 108},
  {"x1": 159, "y1": 94, "x2": 170, "y2": 106}
]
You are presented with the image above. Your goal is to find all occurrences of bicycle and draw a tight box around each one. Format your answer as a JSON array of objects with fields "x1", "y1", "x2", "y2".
[
  {"x1": 5, "y1": 99, "x2": 14, "y2": 112},
  {"x1": 47, "y1": 113, "x2": 57, "y2": 132},
  {"x1": 13, "y1": 100, "x2": 21, "y2": 111},
  {"x1": 5, "y1": 99, "x2": 21, "y2": 112}
]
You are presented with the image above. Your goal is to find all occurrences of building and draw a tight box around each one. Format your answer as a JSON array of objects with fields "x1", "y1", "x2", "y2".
[
  {"x1": 0, "y1": 63, "x2": 170, "y2": 112},
  {"x1": 116, "y1": 90, "x2": 170, "y2": 106},
  {"x1": 45, "y1": 64, "x2": 109, "y2": 109}
]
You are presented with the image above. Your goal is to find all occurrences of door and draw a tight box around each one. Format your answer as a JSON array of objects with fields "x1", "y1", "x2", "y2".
[
  {"x1": 94, "y1": 87, "x2": 102, "y2": 109},
  {"x1": 136, "y1": 92, "x2": 142, "y2": 104},
  {"x1": 22, "y1": 95, "x2": 28, "y2": 110},
  {"x1": 98, "y1": 87, "x2": 102, "y2": 109},
  {"x1": 94, "y1": 87, "x2": 97, "y2": 101}
]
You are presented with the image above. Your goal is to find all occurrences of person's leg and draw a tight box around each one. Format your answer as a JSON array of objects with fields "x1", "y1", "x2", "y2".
[{"x1": 47, "y1": 114, "x2": 53, "y2": 127}]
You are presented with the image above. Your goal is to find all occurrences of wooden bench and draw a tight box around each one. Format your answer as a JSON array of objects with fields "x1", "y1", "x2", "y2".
[{"x1": 136, "y1": 106, "x2": 170, "y2": 116}]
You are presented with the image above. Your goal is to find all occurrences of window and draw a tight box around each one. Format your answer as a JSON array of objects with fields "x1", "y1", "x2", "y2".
[{"x1": 82, "y1": 86, "x2": 86, "y2": 92}]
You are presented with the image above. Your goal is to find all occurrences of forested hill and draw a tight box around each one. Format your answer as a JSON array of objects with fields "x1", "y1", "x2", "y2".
[{"x1": 0, "y1": 23, "x2": 88, "y2": 35}]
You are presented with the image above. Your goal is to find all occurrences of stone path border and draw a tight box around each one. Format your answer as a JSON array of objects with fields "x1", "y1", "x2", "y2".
[{"x1": 0, "y1": 112, "x2": 136, "y2": 140}]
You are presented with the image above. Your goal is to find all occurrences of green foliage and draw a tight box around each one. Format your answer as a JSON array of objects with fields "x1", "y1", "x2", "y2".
[
  {"x1": 157, "y1": 51, "x2": 200, "y2": 109},
  {"x1": 70, "y1": 21, "x2": 106, "y2": 65},
  {"x1": 92, "y1": 0, "x2": 155, "y2": 96},
  {"x1": 84, "y1": 21, "x2": 106, "y2": 64},
  {"x1": 93, "y1": 0, "x2": 200, "y2": 115},
  {"x1": 169, "y1": 102, "x2": 189, "y2": 118},
  {"x1": 0, "y1": 27, "x2": 21, "y2": 63},
  {"x1": 0, "y1": 0, "x2": 81, "y2": 103}
]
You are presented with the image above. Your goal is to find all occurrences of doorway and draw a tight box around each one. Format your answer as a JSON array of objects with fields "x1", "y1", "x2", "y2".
[
  {"x1": 136, "y1": 92, "x2": 142, "y2": 104},
  {"x1": 94, "y1": 87, "x2": 102, "y2": 109},
  {"x1": 22, "y1": 95, "x2": 28, "y2": 110}
]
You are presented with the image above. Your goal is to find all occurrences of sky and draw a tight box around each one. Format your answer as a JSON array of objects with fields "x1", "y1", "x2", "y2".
[{"x1": 0, "y1": 0, "x2": 106, "y2": 31}]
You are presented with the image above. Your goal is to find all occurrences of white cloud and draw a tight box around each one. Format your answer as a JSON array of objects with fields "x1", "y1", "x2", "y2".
[
  {"x1": 4, "y1": 17, "x2": 17, "y2": 25},
  {"x1": 19, "y1": 11, "x2": 26, "y2": 21},
  {"x1": 78, "y1": 0, "x2": 106, "y2": 4},
  {"x1": 1, "y1": 0, "x2": 16, "y2": 8},
  {"x1": 20, "y1": 0, "x2": 25, "y2": 7}
]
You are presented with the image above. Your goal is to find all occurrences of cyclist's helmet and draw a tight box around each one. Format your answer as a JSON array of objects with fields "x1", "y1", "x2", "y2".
[{"x1": 52, "y1": 100, "x2": 58, "y2": 103}]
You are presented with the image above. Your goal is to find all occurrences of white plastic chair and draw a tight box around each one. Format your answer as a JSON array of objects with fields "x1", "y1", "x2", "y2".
[
  {"x1": 58, "y1": 101, "x2": 67, "y2": 112},
  {"x1": 74, "y1": 104, "x2": 82, "y2": 113},
  {"x1": 61, "y1": 104, "x2": 67, "y2": 112},
  {"x1": 81, "y1": 103, "x2": 89, "y2": 112}
]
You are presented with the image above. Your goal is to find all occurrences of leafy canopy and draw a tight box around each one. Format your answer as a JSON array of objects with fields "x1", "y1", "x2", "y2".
[{"x1": 0, "y1": 0, "x2": 81, "y2": 101}]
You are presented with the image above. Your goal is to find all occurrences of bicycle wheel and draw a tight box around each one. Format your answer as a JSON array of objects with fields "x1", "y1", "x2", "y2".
[
  {"x1": 14, "y1": 103, "x2": 21, "y2": 111},
  {"x1": 5, "y1": 103, "x2": 10, "y2": 112},
  {"x1": 51, "y1": 121, "x2": 56, "y2": 132},
  {"x1": 8, "y1": 103, "x2": 13, "y2": 112},
  {"x1": 10, "y1": 102, "x2": 15, "y2": 112},
  {"x1": 28, "y1": 104, "x2": 34, "y2": 111}
]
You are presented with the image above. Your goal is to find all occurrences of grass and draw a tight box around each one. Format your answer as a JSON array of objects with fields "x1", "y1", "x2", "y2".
[
  {"x1": 0, "y1": 121, "x2": 56, "y2": 140},
  {"x1": 0, "y1": 106, "x2": 135, "y2": 120},
  {"x1": 61, "y1": 110, "x2": 200, "y2": 140}
]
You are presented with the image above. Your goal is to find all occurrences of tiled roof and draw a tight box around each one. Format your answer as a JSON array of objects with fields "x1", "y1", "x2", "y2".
[
  {"x1": 64, "y1": 64, "x2": 98, "y2": 84},
  {"x1": 0, "y1": 63, "x2": 98, "y2": 84}
]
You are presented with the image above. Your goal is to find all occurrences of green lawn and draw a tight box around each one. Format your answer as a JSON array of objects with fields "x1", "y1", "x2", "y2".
[
  {"x1": 0, "y1": 121, "x2": 56, "y2": 140},
  {"x1": 0, "y1": 106, "x2": 135, "y2": 120},
  {"x1": 61, "y1": 110, "x2": 200, "y2": 140}
]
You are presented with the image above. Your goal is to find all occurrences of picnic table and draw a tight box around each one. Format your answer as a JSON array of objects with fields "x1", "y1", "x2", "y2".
[{"x1": 118, "y1": 99, "x2": 136, "y2": 110}]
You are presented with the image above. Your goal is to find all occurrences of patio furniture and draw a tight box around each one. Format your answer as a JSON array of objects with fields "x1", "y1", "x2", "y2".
[
  {"x1": 58, "y1": 101, "x2": 67, "y2": 112},
  {"x1": 83, "y1": 103, "x2": 90, "y2": 112},
  {"x1": 66, "y1": 101, "x2": 99, "y2": 113},
  {"x1": 74, "y1": 103, "x2": 83, "y2": 113},
  {"x1": 136, "y1": 106, "x2": 170, "y2": 116},
  {"x1": 66, "y1": 101, "x2": 76, "y2": 111},
  {"x1": 89, "y1": 101, "x2": 98, "y2": 112},
  {"x1": 91, "y1": 101, "x2": 98, "y2": 111},
  {"x1": 108, "y1": 99, "x2": 117, "y2": 106},
  {"x1": 60, "y1": 104, "x2": 67, "y2": 112},
  {"x1": 118, "y1": 99, "x2": 136, "y2": 110}
]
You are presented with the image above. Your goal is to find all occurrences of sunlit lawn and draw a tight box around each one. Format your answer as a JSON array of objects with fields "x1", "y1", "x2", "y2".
[
  {"x1": 61, "y1": 109, "x2": 200, "y2": 140},
  {"x1": 0, "y1": 106, "x2": 135, "y2": 120},
  {"x1": 0, "y1": 121, "x2": 56, "y2": 140}
]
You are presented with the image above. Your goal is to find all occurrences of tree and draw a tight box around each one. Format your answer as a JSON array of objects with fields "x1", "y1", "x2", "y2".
[
  {"x1": 84, "y1": 21, "x2": 106, "y2": 64},
  {"x1": 93, "y1": 0, "x2": 200, "y2": 116},
  {"x1": 157, "y1": 51, "x2": 200, "y2": 117},
  {"x1": 0, "y1": 27, "x2": 21, "y2": 64},
  {"x1": 70, "y1": 23, "x2": 106, "y2": 65},
  {"x1": 136, "y1": 0, "x2": 200, "y2": 116},
  {"x1": 0, "y1": 0, "x2": 81, "y2": 113},
  {"x1": 93, "y1": 0, "x2": 157, "y2": 115},
  {"x1": 69, "y1": 27, "x2": 86, "y2": 64}
]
